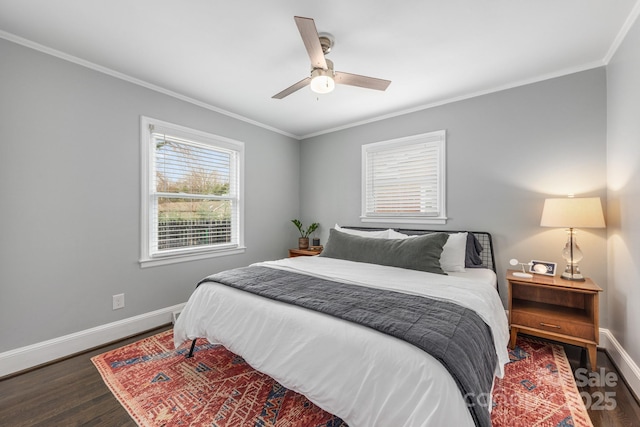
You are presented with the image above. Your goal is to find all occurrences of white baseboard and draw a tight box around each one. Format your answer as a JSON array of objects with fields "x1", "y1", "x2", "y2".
[
  {"x1": 599, "y1": 328, "x2": 640, "y2": 400},
  {"x1": 0, "y1": 303, "x2": 185, "y2": 378}
]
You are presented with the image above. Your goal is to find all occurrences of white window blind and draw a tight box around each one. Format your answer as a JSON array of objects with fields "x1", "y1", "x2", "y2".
[
  {"x1": 140, "y1": 117, "x2": 244, "y2": 267},
  {"x1": 362, "y1": 130, "x2": 446, "y2": 224}
]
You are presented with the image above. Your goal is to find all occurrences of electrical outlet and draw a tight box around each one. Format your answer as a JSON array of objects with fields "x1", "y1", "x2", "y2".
[{"x1": 112, "y1": 293, "x2": 125, "y2": 310}]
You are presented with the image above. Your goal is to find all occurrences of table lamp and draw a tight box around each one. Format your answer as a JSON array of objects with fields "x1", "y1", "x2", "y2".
[{"x1": 540, "y1": 196, "x2": 605, "y2": 281}]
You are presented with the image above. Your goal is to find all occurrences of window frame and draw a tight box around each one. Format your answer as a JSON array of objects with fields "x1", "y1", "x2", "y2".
[
  {"x1": 139, "y1": 116, "x2": 245, "y2": 268},
  {"x1": 361, "y1": 130, "x2": 447, "y2": 225}
]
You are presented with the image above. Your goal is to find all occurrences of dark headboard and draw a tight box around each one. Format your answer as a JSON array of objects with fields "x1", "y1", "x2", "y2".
[{"x1": 341, "y1": 227, "x2": 496, "y2": 273}]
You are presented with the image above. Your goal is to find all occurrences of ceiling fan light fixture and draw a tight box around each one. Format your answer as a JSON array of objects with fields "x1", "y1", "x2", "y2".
[{"x1": 310, "y1": 68, "x2": 335, "y2": 94}]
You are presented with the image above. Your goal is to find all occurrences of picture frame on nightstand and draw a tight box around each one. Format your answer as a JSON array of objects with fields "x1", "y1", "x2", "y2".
[{"x1": 529, "y1": 260, "x2": 557, "y2": 276}]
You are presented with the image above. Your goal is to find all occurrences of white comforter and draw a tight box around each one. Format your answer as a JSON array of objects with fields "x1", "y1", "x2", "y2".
[{"x1": 174, "y1": 256, "x2": 509, "y2": 427}]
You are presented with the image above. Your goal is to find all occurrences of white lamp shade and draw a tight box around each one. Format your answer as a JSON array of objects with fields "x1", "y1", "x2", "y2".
[{"x1": 540, "y1": 197, "x2": 605, "y2": 228}]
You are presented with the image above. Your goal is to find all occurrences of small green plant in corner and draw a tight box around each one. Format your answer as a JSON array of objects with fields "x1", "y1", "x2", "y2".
[{"x1": 291, "y1": 219, "x2": 319, "y2": 238}]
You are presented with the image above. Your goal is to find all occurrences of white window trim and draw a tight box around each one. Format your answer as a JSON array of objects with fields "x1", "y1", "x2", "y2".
[
  {"x1": 139, "y1": 116, "x2": 245, "y2": 268},
  {"x1": 361, "y1": 130, "x2": 447, "y2": 225}
]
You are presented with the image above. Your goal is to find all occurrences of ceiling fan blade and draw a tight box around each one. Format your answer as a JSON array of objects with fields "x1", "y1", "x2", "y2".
[
  {"x1": 294, "y1": 16, "x2": 328, "y2": 70},
  {"x1": 272, "y1": 77, "x2": 312, "y2": 99},
  {"x1": 334, "y1": 71, "x2": 391, "y2": 91}
]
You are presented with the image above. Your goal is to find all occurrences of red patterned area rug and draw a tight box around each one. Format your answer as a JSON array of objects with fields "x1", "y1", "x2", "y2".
[
  {"x1": 92, "y1": 331, "x2": 592, "y2": 427},
  {"x1": 492, "y1": 336, "x2": 593, "y2": 427},
  {"x1": 91, "y1": 330, "x2": 345, "y2": 426}
]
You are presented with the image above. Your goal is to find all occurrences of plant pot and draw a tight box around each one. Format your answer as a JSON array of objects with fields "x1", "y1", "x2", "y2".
[{"x1": 298, "y1": 237, "x2": 309, "y2": 250}]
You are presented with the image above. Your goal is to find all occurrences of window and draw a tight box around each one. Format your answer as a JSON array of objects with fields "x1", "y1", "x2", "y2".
[
  {"x1": 140, "y1": 116, "x2": 244, "y2": 267},
  {"x1": 361, "y1": 130, "x2": 446, "y2": 224}
]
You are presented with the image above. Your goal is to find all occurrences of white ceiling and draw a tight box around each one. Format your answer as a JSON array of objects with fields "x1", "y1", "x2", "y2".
[{"x1": 1, "y1": 1, "x2": 638, "y2": 139}]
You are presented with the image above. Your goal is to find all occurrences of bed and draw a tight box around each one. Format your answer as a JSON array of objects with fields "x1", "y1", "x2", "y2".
[{"x1": 173, "y1": 227, "x2": 510, "y2": 427}]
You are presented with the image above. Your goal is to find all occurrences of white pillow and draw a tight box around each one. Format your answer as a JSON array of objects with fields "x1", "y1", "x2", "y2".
[
  {"x1": 388, "y1": 229, "x2": 467, "y2": 272},
  {"x1": 334, "y1": 224, "x2": 390, "y2": 239},
  {"x1": 439, "y1": 232, "x2": 468, "y2": 272},
  {"x1": 387, "y1": 229, "x2": 414, "y2": 239}
]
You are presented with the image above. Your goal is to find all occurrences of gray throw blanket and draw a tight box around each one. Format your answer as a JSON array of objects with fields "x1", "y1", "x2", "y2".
[{"x1": 199, "y1": 265, "x2": 497, "y2": 427}]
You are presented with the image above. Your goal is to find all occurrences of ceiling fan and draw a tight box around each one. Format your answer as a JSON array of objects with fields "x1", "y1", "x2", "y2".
[{"x1": 272, "y1": 16, "x2": 391, "y2": 99}]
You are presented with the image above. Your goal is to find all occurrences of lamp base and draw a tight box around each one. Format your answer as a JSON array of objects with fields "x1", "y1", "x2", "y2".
[
  {"x1": 561, "y1": 263, "x2": 586, "y2": 281},
  {"x1": 561, "y1": 230, "x2": 586, "y2": 281},
  {"x1": 561, "y1": 272, "x2": 586, "y2": 281}
]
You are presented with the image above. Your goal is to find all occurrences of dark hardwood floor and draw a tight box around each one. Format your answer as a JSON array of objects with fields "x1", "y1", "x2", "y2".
[
  {"x1": 563, "y1": 343, "x2": 640, "y2": 427},
  {"x1": 0, "y1": 325, "x2": 172, "y2": 427},
  {"x1": 1, "y1": 327, "x2": 639, "y2": 426}
]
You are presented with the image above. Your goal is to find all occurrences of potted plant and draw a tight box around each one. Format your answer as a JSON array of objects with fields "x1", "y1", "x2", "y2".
[{"x1": 291, "y1": 219, "x2": 319, "y2": 250}]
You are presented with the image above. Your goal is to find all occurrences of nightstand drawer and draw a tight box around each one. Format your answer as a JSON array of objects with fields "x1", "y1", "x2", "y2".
[{"x1": 511, "y1": 310, "x2": 595, "y2": 340}]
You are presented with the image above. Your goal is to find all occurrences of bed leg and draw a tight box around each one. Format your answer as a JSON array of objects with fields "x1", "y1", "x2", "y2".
[{"x1": 186, "y1": 338, "x2": 197, "y2": 358}]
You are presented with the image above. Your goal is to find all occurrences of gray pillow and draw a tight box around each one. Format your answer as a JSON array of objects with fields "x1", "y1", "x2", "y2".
[
  {"x1": 319, "y1": 228, "x2": 448, "y2": 275},
  {"x1": 465, "y1": 232, "x2": 485, "y2": 268}
]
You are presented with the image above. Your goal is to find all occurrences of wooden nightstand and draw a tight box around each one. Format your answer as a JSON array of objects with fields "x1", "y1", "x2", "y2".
[
  {"x1": 507, "y1": 270, "x2": 603, "y2": 370},
  {"x1": 288, "y1": 247, "x2": 322, "y2": 257}
]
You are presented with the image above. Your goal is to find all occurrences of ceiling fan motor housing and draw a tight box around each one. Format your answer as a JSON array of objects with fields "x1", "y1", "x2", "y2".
[
  {"x1": 318, "y1": 33, "x2": 334, "y2": 55},
  {"x1": 312, "y1": 58, "x2": 334, "y2": 74}
]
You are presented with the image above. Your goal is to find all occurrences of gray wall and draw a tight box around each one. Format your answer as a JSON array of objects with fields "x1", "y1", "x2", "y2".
[
  {"x1": 300, "y1": 69, "x2": 608, "y2": 314},
  {"x1": 606, "y1": 16, "x2": 640, "y2": 366},
  {"x1": 0, "y1": 36, "x2": 615, "y2": 358},
  {"x1": 0, "y1": 39, "x2": 301, "y2": 352}
]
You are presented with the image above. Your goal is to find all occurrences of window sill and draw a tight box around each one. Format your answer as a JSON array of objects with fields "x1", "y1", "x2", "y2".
[{"x1": 139, "y1": 246, "x2": 246, "y2": 268}]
